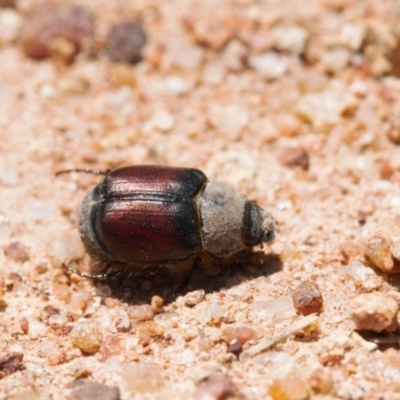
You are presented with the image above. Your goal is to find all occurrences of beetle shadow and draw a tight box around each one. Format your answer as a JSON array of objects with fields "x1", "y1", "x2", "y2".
[{"x1": 96, "y1": 250, "x2": 283, "y2": 305}]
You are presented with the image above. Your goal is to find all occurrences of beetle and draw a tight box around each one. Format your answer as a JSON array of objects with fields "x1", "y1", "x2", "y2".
[{"x1": 59, "y1": 165, "x2": 276, "y2": 279}]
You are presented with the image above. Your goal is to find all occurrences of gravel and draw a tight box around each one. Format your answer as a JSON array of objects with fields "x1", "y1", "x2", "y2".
[{"x1": 2, "y1": 0, "x2": 400, "y2": 398}]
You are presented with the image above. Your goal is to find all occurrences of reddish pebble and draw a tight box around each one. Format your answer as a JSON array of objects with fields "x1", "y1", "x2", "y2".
[
  {"x1": 105, "y1": 20, "x2": 147, "y2": 64},
  {"x1": 339, "y1": 239, "x2": 362, "y2": 261},
  {"x1": 221, "y1": 326, "x2": 257, "y2": 345},
  {"x1": 227, "y1": 342, "x2": 242, "y2": 356},
  {"x1": 277, "y1": 146, "x2": 309, "y2": 171},
  {"x1": 20, "y1": 3, "x2": 94, "y2": 62},
  {"x1": 0, "y1": 352, "x2": 25, "y2": 375},
  {"x1": 380, "y1": 160, "x2": 394, "y2": 180},
  {"x1": 194, "y1": 374, "x2": 238, "y2": 400},
  {"x1": 387, "y1": 127, "x2": 400, "y2": 145},
  {"x1": 127, "y1": 304, "x2": 154, "y2": 321},
  {"x1": 4, "y1": 241, "x2": 29, "y2": 262},
  {"x1": 99, "y1": 335, "x2": 124, "y2": 361},
  {"x1": 46, "y1": 343, "x2": 66, "y2": 366},
  {"x1": 292, "y1": 281, "x2": 323, "y2": 315},
  {"x1": 19, "y1": 317, "x2": 29, "y2": 334},
  {"x1": 53, "y1": 283, "x2": 71, "y2": 301},
  {"x1": 0, "y1": 0, "x2": 15, "y2": 7}
]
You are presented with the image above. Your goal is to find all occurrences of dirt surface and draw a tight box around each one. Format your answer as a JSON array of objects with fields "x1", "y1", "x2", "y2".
[{"x1": 2, "y1": 0, "x2": 400, "y2": 399}]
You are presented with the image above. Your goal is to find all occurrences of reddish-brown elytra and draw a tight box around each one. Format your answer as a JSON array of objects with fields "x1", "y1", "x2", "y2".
[{"x1": 57, "y1": 165, "x2": 276, "y2": 279}]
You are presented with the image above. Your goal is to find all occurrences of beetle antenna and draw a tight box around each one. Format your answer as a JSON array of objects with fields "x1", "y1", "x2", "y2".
[
  {"x1": 62, "y1": 262, "x2": 110, "y2": 280},
  {"x1": 55, "y1": 168, "x2": 110, "y2": 177}
]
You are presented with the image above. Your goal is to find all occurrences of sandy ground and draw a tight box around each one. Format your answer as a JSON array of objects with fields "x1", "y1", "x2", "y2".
[{"x1": 2, "y1": 0, "x2": 400, "y2": 399}]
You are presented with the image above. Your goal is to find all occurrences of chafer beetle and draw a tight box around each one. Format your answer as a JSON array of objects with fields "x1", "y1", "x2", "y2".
[{"x1": 60, "y1": 165, "x2": 276, "y2": 279}]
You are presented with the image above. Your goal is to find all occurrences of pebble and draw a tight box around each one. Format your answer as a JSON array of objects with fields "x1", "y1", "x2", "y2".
[
  {"x1": 116, "y1": 315, "x2": 131, "y2": 332},
  {"x1": 380, "y1": 160, "x2": 394, "y2": 180},
  {"x1": 387, "y1": 125, "x2": 400, "y2": 145},
  {"x1": 165, "y1": 76, "x2": 189, "y2": 95},
  {"x1": 205, "y1": 150, "x2": 257, "y2": 192},
  {"x1": 27, "y1": 318, "x2": 46, "y2": 340},
  {"x1": 292, "y1": 281, "x2": 323, "y2": 316},
  {"x1": 105, "y1": 20, "x2": 147, "y2": 64},
  {"x1": 123, "y1": 363, "x2": 164, "y2": 393},
  {"x1": 69, "y1": 292, "x2": 91, "y2": 314},
  {"x1": 308, "y1": 369, "x2": 334, "y2": 394},
  {"x1": 71, "y1": 380, "x2": 120, "y2": 400},
  {"x1": 108, "y1": 64, "x2": 136, "y2": 88},
  {"x1": 342, "y1": 260, "x2": 383, "y2": 291},
  {"x1": 319, "y1": 349, "x2": 343, "y2": 369},
  {"x1": 221, "y1": 326, "x2": 257, "y2": 345},
  {"x1": 185, "y1": 290, "x2": 206, "y2": 307},
  {"x1": 195, "y1": 303, "x2": 213, "y2": 325},
  {"x1": 269, "y1": 373, "x2": 309, "y2": 400},
  {"x1": 19, "y1": 317, "x2": 28, "y2": 334},
  {"x1": 339, "y1": 239, "x2": 363, "y2": 261},
  {"x1": 339, "y1": 23, "x2": 365, "y2": 51},
  {"x1": 46, "y1": 228, "x2": 85, "y2": 268},
  {"x1": 0, "y1": 9, "x2": 22, "y2": 44},
  {"x1": 138, "y1": 321, "x2": 165, "y2": 344},
  {"x1": 44, "y1": 342, "x2": 66, "y2": 366},
  {"x1": 0, "y1": 352, "x2": 25, "y2": 376},
  {"x1": 211, "y1": 104, "x2": 249, "y2": 141},
  {"x1": 210, "y1": 302, "x2": 224, "y2": 321},
  {"x1": 273, "y1": 113, "x2": 302, "y2": 137},
  {"x1": 194, "y1": 374, "x2": 238, "y2": 400},
  {"x1": 4, "y1": 241, "x2": 29, "y2": 262},
  {"x1": 0, "y1": 0, "x2": 15, "y2": 7},
  {"x1": 110, "y1": 87, "x2": 132, "y2": 108},
  {"x1": 48, "y1": 314, "x2": 68, "y2": 329},
  {"x1": 202, "y1": 61, "x2": 225, "y2": 85},
  {"x1": 272, "y1": 26, "x2": 308, "y2": 55},
  {"x1": 70, "y1": 321, "x2": 103, "y2": 354},
  {"x1": 127, "y1": 304, "x2": 154, "y2": 321},
  {"x1": 0, "y1": 166, "x2": 19, "y2": 186},
  {"x1": 321, "y1": 47, "x2": 351, "y2": 73},
  {"x1": 350, "y1": 292, "x2": 399, "y2": 332},
  {"x1": 296, "y1": 90, "x2": 357, "y2": 132},
  {"x1": 277, "y1": 146, "x2": 309, "y2": 170},
  {"x1": 99, "y1": 335, "x2": 124, "y2": 361},
  {"x1": 222, "y1": 39, "x2": 247, "y2": 71},
  {"x1": 147, "y1": 110, "x2": 175, "y2": 133},
  {"x1": 227, "y1": 342, "x2": 242, "y2": 356},
  {"x1": 249, "y1": 52, "x2": 288, "y2": 80},
  {"x1": 251, "y1": 296, "x2": 297, "y2": 321},
  {"x1": 167, "y1": 40, "x2": 204, "y2": 71},
  {"x1": 363, "y1": 227, "x2": 400, "y2": 273},
  {"x1": 151, "y1": 295, "x2": 164, "y2": 313},
  {"x1": 20, "y1": 3, "x2": 95, "y2": 62}
]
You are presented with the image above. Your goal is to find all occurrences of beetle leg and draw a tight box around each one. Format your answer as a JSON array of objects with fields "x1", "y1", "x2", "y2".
[
  {"x1": 55, "y1": 168, "x2": 110, "y2": 177},
  {"x1": 62, "y1": 262, "x2": 110, "y2": 280}
]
